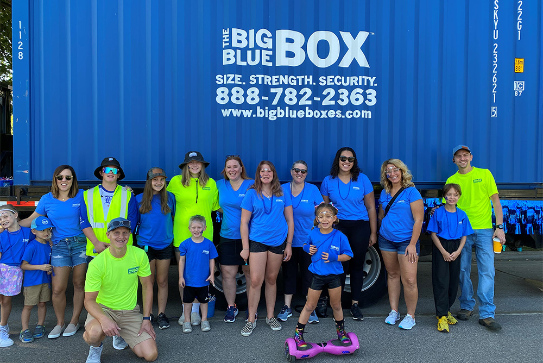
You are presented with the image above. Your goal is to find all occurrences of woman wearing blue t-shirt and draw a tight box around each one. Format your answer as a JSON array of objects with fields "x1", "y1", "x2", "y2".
[
  {"x1": 19, "y1": 165, "x2": 100, "y2": 339},
  {"x1": 378, "y1": 159, "x2": 424, "y2": 330},
  {"x1": 216, "y1": 155, "x2": 254, "y2": 323},
  {"x1": 277, "y1": 160, "x2": 323, "y2": 323},
  {"x1": 239, "y1": 161, "x2": 294, "y2": 337},
  {"x1": 321, "y1": 147, "x2": 377, "y2": 320},
  {"x1": 135, "y1": 167, "x2": 176, "y2": 330}
]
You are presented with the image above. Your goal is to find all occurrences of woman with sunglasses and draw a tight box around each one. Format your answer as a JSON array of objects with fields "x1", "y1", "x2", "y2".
[
  {"x1": 377, "y1": 159, "x2": 423, "y2": 330},
  {"x1": 320, "y1": 147, "x2": 377, "y2": 321},
  {"x1": 277, "y1": 160, "x2": 323, "y2": 323},
  {"x1": 216, "y1": 155, "x2": 254, "y2": 323},
  {"x1": 19, "y1": 165, "x2": 101, "y2": 339},
  {"x1": 167, "y1": 151, "x2": 219, "y2": 326},
  {"x1": 239, "y1": 161, "x2": 294, "y2": 337}
]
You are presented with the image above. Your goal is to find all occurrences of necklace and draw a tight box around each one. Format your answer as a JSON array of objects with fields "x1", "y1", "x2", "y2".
[
  {"x1": 290, "y1": 182, "x2": 305, "y2": 209},
  {"x1": 262, "y1": 193, "x2": 274, "y2": 215},
  {"x1": 337, "y1": 177, "x2": 351, "y2": 200}
]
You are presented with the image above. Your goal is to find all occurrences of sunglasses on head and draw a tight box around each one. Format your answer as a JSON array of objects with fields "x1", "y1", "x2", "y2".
[
  {"x1": 108, "y1": 219, "x2": 131, "y2": 231},
  {"x1": 292, "y1": 168, "x2": 307, "y2": 174},
  {"x1": 339, "y1": 156, "x2": 356, "y2": 162},
  {"x1": 103, "y1": 167, "x2": 119, "y2": 174},
  {"x1": 55, "y1": 175, "x2": 73, "y2": 181}
]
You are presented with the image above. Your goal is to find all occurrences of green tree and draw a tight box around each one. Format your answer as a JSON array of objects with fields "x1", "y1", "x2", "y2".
[{"x1": 0, "y1": 0, "x2": 11, "y2": 86}]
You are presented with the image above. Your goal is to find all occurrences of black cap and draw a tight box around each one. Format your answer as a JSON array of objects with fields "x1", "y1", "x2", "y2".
[
  {"x1": 178, "y1": 151, "x2": 210, "y2": 169},
  {"x1": 94, "y1": 157, "x2": 126, "y2": 180}
]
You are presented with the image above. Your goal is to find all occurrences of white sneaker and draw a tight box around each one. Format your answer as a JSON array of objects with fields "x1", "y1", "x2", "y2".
[
  {"x1": 399, "y1": 314, "x2": 416, "y2": 330},
  {"x1": 0, "y1": 325, "x2": 13, "y2": 348},
  {"x1": 385, "y1": 310, "x2": 401, "y2": 325},
  {"x1": 190, "y1": 312, "x2": 201, "y2": 326},
  {"x1": 86, "y1": 343, "x2": 103, "y2": 363},
  {"x1": 48, "y1": 324, "x2": 65, "y2": 339},
  {"x1": 112, "y1": 335, "x2": 128, "y2": 350},
  {"x1": 177, "y1": 310, "x2": 185, "y2": 326}
]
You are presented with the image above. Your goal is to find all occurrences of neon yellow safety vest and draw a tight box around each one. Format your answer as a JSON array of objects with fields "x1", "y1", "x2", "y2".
[{"x1": 84, "y1": 185, "x2": 133, "y2": 256}]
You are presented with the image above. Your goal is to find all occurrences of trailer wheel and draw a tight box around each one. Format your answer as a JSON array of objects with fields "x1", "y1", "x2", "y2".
[{"x1": 343, "y1": 245, "x2": 387, "y2": 308}]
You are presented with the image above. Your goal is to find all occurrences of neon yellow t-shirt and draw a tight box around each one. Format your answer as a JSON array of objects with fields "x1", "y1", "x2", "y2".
[
  {"x1": 85, "y1": 246, "x2": 151, "y2": 310},
  {"x1": 446, "y1": 167, "x2": 498, "y2": 229},
  {"x1": 167, "y1": 176, "x2": 219, "y2": 247}
]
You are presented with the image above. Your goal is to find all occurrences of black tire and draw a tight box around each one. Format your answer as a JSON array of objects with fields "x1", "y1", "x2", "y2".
[
  {"x1": 342, "y1": 245, "x2": 387, "y2": 308},
  {"x1": 285, "y1": 342, "x2": 295, "y2": 362}
]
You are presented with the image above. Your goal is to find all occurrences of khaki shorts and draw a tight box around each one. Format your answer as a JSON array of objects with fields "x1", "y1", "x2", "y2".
[
  {"x1": 85, "y1": 304, "x2": 152, "y2": 348},
  {"x1": 23, "y1": 283, "x2": 51, "y2": 305}
]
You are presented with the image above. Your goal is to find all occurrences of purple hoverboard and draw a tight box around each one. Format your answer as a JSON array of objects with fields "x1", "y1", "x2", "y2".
[{"x1": 284, "y1": 332, "x2": 359, "y2": 361}]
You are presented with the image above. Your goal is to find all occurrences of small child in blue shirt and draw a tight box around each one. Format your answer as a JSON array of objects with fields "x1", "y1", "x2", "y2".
[
  {"x1": 178, "y1": 215, "x2": 218, "y2": 334},
  {"x1": 427, "y1": 183, "x2": 473, "y2": 333},
  {"x1": 294, "y1": 203, "x2": 353, "y2": 348},
  {"x1": 0, "y1": 205, "x2": 35, "y2": 348},
  {"x1": 19, "y1": 216, "x2": 53, "y2": 343}
]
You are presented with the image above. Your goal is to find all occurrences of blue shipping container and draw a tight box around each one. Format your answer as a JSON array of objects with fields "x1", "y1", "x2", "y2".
[{"x1": 12, "y1": 0, "x2": 542, "y2": 187}]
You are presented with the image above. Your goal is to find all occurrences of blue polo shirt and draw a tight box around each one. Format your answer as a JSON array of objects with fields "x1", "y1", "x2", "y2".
[
  {"x1": 306, "y1": 229, "x2": 353, "y2": 276},
  {"x1": 281, "y1": 182, "x2": 323, "y2": 247},
  {"x1": 218, "y1": 179, "x2": 254, "y2": 239},
  {"x1": 427, "y1": 207, "x2": 474, "y2": 240},
  {"x1": 320, "y1": 174, "x2": 373, "y2": 221},
  {"x1": 0, "y1": 227, "x2": 35, "y2": 266},
  {"x1": 241, "y1": 189, "x2": 292, "y2": 247},
  {"x1": 35, "y1": 190, "x2": 92, "y2": 243},
  {"x1": 22, "y1": 240, "x2": 51, "y2": 287},
  {"x1": 178, "y1": 237, "x2": 218, "y2": 287},
  {"x1": 378, "y1": 187, "x2": 422, "y2": 242},
  {"x1": 135, "y1": 192, "x2": 176, "y2": 249}
]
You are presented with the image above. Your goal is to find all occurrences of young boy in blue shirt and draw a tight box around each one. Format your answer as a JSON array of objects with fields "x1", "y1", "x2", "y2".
[
  {"x1": 20, "y1": 216, "x2": 53, "y2": 343},
  {"x1": 427, "y1": 184, "x2": 473, "y2": 333},
  {"x1": 178, "y1": 215, "x2": 218, "y2": 333}
]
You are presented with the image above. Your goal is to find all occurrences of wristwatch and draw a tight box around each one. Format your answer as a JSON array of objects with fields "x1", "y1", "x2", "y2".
[
  {"x1": 496, "y1": 224, "x2": 504, "y2": 229},
  {"x1": 142, "y1": 316, "x2": 151, "y2": 321}
]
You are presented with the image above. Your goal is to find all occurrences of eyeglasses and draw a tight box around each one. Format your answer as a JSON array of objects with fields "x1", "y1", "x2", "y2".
[
  {"x1": 292, "y1": 168, "x2": 307, "y2": 174},
  {"x1": 107, "y1": 219, "x2": 131, "y2": 232},
  {"x1": 103, "y1": 167, "x2": 118, "y2": 174},
  {"x1": 386, "y1": 167, "x2": 400, "y2": 173},
  {"x1": 339, "y1": 156, "x2": 356, "y2": 162},
  {"x1": 55, "y1": 175, "x2": 73, "y2": 181}
]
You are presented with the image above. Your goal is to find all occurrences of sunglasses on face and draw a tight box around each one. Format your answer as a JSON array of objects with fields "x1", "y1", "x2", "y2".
[
  {"x1": 292, "y1": 168, "x2": 307, "y2": 174},
  {"x1": 55, "y1": 175, "x2": 73, "y2": 181},
  {"x1": 339, "y1": 156, "x2": 356, "y2": 162},
  {"x1": 103, "y1": 167, "x2": 118, "y2": 174}
]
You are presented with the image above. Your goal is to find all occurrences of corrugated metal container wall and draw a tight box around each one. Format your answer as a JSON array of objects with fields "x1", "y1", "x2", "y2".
[{"x1": 12, "y1": 0, "x2": 542, "y2": 186}]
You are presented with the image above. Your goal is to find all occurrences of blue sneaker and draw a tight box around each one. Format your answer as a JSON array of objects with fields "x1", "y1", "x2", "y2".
[
  {"x1": 224, "y1": 305, "x2": 239, "y2": 323},
  {"x1": 399, "y1": 314, "x2": 416, "y2": 330},
  {"x1": 277, "y1": 305, "x2": 292, "y2": 322},
  {"x1": 308, "y1": 310, "x2": 319, "y2": 324}
]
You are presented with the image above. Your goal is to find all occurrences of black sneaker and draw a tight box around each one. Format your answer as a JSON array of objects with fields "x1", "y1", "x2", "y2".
[
  {"x1": 350, "y1": 303, "x2": 364, "y2": 321},
  {"x1": 157, "y1": 313, "x2": 170, "y2": 330}
]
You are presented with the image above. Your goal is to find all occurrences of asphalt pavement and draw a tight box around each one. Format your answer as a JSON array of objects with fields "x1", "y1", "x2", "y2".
[{"x1": 1, "y1": 251, "x2": 542, "y2": 363}]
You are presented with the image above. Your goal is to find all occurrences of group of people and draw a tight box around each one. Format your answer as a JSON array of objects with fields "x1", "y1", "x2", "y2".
[{"x1": 0, "y1": 145, "x2": 506, "y2": 362}]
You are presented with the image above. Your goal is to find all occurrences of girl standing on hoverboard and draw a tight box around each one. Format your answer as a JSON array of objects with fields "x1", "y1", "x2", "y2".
[{"x1": 294, "y1": 203, "x2": 353, "y2": 348}]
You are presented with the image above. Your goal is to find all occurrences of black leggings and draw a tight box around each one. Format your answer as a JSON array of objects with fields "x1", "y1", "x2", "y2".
[
  {"x1": 432, "y1": 237, "x2": 461, "y2": 317},
  {"x1": 282, "y1": 246, "x2": 312, "y2": 296},
  {"x1": 336, "y1": 219, "x2": 371, "y2": 301}
]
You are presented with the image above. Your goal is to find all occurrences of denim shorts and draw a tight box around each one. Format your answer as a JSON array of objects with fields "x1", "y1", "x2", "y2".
[
  {"x1": 378, "y1": 234, "x2": 420, "y2": 255},
  {"x1": 51, "y1": 234, "x2": 88, "y2": 268}
]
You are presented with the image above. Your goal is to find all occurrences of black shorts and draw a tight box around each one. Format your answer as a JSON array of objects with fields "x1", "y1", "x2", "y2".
[
  {"x1": 139, "y1": 243, "x2": 173, "y2": 261},
  {"x1": 249, "y1": 240, "x2": 286, "y2": 255},
  {"x1": 218, "y1": 237, "x2": 244, "y2": 265},
  {"x1": 183, "y1": 285, "x2": 210, "y2": 304},
  {"x1": 310, "y1": 273, "x2": 342, "y2": 291}
]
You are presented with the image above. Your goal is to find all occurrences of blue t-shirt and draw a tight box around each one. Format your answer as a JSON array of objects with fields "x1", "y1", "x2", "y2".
[
  {"x1": 178, "y1": 237, "x2": 218, "y2": 287},
  {"x1": 379, "y1": 187, "x2": 423, "y2": 242},
  {"x1": 320, "y1": 174, "x2": 374, "y2": 221},
  {"x1": 282, "y1": 182, "x2": 323, "y2": 248},
  {"x1": 135, "y1": 192, "x2": 176, "y2": 249},
  {"x1": 35, "y1": 190, "x2": 92, "y2": 243},
  {"x1": 427, "y1": 207, "x2": 474, "y2": 240},
  {"x1": 241, "y1": 189, "x2": 292, "y2": 247},
  {"x1": 306, "y1": 229, "x2": 353, "y2": 276},
  {"x1": 0, "y1": 227, "x2": 35, "y2": 266},
  {"x1": 218, "y1": 179, "x2": 254, "y2": 239},
  {"x1": 21, "y1": 240, "x2": 51, "y2": 287}
]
